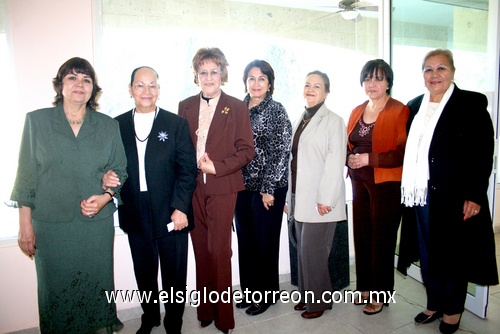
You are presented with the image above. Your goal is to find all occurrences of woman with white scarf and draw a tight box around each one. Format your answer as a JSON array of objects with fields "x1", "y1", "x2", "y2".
[{"x1": 401, "y1": 49, "x2": 498, "y2": 334}]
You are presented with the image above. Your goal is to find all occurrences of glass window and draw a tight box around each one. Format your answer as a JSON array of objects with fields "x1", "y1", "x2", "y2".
[
  {"x1": 0, "y1": 0, "x2": 381, "y2": 238},
  {"x1": 99, "y1": 0, "x2": 380, "y2": 123},
  {"x1": 391, "y1": 0, "x2": 490, "y2": 103},
  {"x1": 391, "y1": 0, "x2": 495, "y2": 310},
  {"x1": 98, "y1": 0, "x2": 382, "y2": 210}
]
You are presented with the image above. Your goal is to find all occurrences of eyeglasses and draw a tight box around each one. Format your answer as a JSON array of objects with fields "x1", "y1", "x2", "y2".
[
  {"x1": 133, "y1": 82, "x2": 159, "y2": 92},
  {"x1": 198, "y1": 70, "x2": 222, "y2": 79}
]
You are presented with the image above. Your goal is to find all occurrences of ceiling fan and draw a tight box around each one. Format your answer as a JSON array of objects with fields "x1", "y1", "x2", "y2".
[{"x1": 321, "y1": 0, "x2": 379, "y2": 21}]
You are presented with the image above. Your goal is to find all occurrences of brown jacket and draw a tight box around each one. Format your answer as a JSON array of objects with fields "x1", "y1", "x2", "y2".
[{"x1": 178, "y1": 91, "x2": 255, "y2": 194}]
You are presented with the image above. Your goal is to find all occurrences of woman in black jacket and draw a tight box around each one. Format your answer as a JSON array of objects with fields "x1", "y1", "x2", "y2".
[{"x1": 401, "y1": 49, "x2": 498, "y2": 334}]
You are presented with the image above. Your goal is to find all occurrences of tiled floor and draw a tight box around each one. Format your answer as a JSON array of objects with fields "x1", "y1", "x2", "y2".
[{"x1": 11, "y1": 234, "x2": 500, "y2": 334}]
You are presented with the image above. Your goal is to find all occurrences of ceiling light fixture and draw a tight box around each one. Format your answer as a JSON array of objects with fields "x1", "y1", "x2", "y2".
[{"x1": 340, "y1": 9, "x2": 360, "y2": 20}]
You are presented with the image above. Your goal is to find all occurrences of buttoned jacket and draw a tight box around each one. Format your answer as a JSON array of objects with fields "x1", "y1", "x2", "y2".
[
  {"x1": 178, "y1": 91, "x2": 255, "y2": 195},
  {"x1": 401, "y1": 85, "x2": 498, "y2": 285},
  {"x1": 11, "y1": 105, "x2": 127, "y2": 222}
]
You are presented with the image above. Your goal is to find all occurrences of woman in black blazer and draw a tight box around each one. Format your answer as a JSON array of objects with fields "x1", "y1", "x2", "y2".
[
  {"x1": 401, "y1": 49, "x2": 498, "y2": 334},
  {"x1": 103, "y1": 66, "x2": 197, "y2": 334}
]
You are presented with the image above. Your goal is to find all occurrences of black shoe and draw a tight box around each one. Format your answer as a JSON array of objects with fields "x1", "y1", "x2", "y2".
[
  {"x1": 439, "y1": 315, "x2": 461, "y2": 334},
  {"x1": 245, "y1": 303, "x2": 271, "y2": 316},
  {"x1": 136, "y1": 321, "x2": 161, "y2": 334},
  {"x1": 414, "y1": 311, "x2": 442, "y2": 324},
  {"x1": 200, "y1": 320, "x2": 212, "y2": 328},
  {"x1": 235, "y1": 301, "x2": 252, "y2": 309}
]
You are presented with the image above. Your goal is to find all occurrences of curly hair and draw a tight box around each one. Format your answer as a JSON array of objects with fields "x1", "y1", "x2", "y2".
[{"x1": 191, "y1": 47, "x2": 229, "y2": 86}]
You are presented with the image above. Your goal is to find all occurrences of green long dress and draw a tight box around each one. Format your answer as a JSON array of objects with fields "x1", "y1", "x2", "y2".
[{"x1": 11, "y1": 106, "x2": 127, "y2": 333}]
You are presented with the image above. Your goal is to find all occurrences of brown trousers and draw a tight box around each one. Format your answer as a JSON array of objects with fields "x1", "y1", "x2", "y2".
[{"x1": 190, "y1": 178, "x2": 237, "y2": 331}]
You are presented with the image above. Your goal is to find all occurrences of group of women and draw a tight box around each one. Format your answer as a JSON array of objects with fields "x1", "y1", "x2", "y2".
[
  {"x1": 348, "y1": 49, "x2": 498, "y2": 334},
  {"x1": 10, "y1": 47, "x2": 498, "y2": 334}
]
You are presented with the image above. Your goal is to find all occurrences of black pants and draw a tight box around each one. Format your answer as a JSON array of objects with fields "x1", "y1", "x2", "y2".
[
  {"x1": 234, "y1": 186, "x2": 287, "y2": 304},
  {"x1": 416, "y1": 204, "x2": 468, "y2": 315},
  {"x1": 127, "y1": 192, "x2": 188, "y2": 334}
]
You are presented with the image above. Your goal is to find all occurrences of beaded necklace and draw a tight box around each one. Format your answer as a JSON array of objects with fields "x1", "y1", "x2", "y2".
[{"x1": 133, "y1": 107, "x2": 159, "y2": 142}]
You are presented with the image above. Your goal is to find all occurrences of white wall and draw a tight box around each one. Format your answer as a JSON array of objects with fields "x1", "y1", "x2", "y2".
[{"x1": 0, "y1": 2, "x2": 98, "y2": 330}]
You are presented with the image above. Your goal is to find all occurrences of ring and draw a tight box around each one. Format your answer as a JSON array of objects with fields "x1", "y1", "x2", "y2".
[
  {"x1": 474, "y1": 210, "x2": 478, "y2": 213},
  {"x1": 89, "y1": 214, "x2": 94, "y2": 218},
  {"x1": 102, "y1": 182, "x2": 106, "y2": 187}
]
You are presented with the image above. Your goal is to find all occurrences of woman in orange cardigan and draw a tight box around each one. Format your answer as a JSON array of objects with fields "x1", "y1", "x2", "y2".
[{"x1": 347, "y1": 59, "x2": 409, "y2": 315}]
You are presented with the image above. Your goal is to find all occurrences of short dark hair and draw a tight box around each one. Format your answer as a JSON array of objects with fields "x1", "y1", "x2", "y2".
[
  {"x1": 52, "y1": 57, "x2": 102, "y2": 110},
  {"x1": 130, "y1": 66, "x2": 159, "y2": 85},
  {"x1": 191, "y1": 47, "x2": 229, "y2": 85},
  {"x1": 359, "y1": 59, "x2": 393, "y2": 95},
  {"x1": 243, "y1": 59, "x2": 275, "y2": 96},
  {"x1": 306, "y1": 70, "x2": 330, "y2": 93}
]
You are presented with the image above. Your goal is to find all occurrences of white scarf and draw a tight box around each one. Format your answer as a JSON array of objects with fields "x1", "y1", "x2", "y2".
[{"x1": 401, "y1": 83, "x2": 455, "y2": 207}]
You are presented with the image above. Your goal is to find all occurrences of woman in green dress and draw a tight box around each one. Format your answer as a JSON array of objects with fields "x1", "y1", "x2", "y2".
[{"x1": 11, "y1": 57, "x2": 128, "y2": 334}]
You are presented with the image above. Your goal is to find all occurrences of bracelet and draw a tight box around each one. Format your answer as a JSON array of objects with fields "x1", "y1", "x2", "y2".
[{"x1": 103, "y1": 191, "x2": 113, "y2": 201}]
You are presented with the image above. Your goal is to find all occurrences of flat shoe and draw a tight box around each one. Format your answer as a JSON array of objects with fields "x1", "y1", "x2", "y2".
[
  {"x1": 301, "y1": 310, "x2": 324, "y2": 319},
  {"x1": 414, "y1": 311, "x2": 442, "y2": 324},
  {"x1": 294, "y1": 302, "x2": 306, "y2": 311},
  {"x1": 363, "y1": 303, "x2": 384, "y2": 315}
]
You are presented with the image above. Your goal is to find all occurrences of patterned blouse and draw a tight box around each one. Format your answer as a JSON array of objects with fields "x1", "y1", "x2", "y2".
[{"x1": 242, "y1": 94, "x2": 292, "y2": 195}]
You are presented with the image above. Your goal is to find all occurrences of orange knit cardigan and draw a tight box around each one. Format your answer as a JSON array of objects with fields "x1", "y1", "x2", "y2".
[{"x1": 347, "y1": 98, "x2": 410, "y2": 184}]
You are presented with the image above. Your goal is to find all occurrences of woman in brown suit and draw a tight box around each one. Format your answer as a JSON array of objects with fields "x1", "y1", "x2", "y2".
[{"x1": 178, "y1": 47, "x2": 255, "y2": 334}]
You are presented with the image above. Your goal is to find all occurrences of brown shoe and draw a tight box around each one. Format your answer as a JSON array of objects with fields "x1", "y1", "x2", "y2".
[
  {"x1": 294, "y1": 302, "x2": 306, "y2": 311},
  {"x1": 301, "y1": 310, "x2": 324, "y2": 319}
]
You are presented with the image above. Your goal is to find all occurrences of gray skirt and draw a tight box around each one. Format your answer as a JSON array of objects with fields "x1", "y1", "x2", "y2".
[{"x1": 33, "y1": 216, "x2": 123, "y2": 334}]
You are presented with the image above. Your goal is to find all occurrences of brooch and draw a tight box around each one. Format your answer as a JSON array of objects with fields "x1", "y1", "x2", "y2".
[
  {"x1": 221, "y1": 107, "x2": 230, "y2": 114},
  {"x1": 157, "y1": 131, "x2": 168, "y2": 142}
]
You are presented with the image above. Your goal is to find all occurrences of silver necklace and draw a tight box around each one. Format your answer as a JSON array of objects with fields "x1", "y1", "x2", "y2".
[
  {"x1": 67, "y1": 115, "x2": 86, "y2": 125},
  {"x1": 358, "y1": 118, "x2": 375, "y2": 137}
]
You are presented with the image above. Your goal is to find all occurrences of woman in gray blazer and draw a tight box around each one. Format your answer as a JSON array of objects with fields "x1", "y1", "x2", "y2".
[{"x1": 287, "y1": 70, "x2": 347, "y2": 319}]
